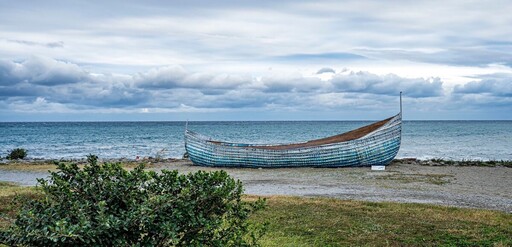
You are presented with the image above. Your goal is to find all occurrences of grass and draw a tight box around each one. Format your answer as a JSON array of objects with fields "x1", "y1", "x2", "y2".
[
  {"x1": 248, "y1": 195, "x2": 511, "y2": 247},
  {"x1": 375, "y1": 172, "x2": 454, "y2": 185},
  {"x1": 3, "y1": 184, "x2": 509, "y2": 246}
]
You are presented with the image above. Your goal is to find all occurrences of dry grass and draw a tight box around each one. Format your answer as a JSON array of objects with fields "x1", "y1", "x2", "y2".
[
  {"x1": 376, "y1": 172, "x2": 454, "y2": 185},
  {"x1": 0, "y1": 182, "x2": 36, "y2": 197},
  {"x1": 0, "y1": 161, "x2": 59, "y2": 172},
  {"x1": 0, "y1": 182, "x2": 41, "y2": 230},
  {"x1": 0, "y1": 160, "x2": 161, "y2": 172}
]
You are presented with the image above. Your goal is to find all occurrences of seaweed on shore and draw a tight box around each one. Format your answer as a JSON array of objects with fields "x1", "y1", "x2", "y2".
[{"x1": 395, "y1": 158, "x2": 512, "y2": 168}]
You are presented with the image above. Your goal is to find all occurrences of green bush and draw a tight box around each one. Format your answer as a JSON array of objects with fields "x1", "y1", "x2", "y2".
[
  {"x1": 1, "y1": 154, "x2": 266, "y2": 246},
  {"x1": 6, "y1": 148, "x2": 27, "y2": 160}
]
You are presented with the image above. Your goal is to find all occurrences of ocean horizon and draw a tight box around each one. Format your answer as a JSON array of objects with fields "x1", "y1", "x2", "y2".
[
  {"x1": 1, "y1": 120, "x2": 511, "y2": 161},
  {"x1": 2, "y1": 119, "x2": 512, "y2": 122}
]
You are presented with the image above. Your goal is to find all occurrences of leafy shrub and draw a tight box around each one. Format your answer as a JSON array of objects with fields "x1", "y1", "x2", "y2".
[
  {"x1": 1, "y1": 154, "x2": 266, "y2": 246},
  {"x1": 6, "y1": 148, "x2": 27, "y2": 160}
]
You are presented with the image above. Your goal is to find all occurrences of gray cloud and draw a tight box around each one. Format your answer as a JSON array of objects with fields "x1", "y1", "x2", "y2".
[
  {"x1": 0, "y1": 57, "x2": 89, "y2": 86},
  {"x1": 8, "y1": 39, "x2": 64, "y2": 48},
  {"x1": 331, "y1": 71, "x2": 443, "y2": 97},
  {"x1": 359, "y1": 48, "x2": 512, "y2": 67},
  {"x1": 133, "y1": 66, "x2": 248, "y2": 90},
  {"x1": 1, "y1": 57, "x2": 511, "y2": 120},
  {"x1": 1, "y1": 58, "x2": 447, "y2": 110},
  {"x1": 0, "y1": 60, "x2": 17, "y2": 86},
  {"x1": 316, "y1": 67, "x2": 335, "y2": 74},
  {"x1": 1, "y1": 0, "x2": 511, "y2": 71},
  {"x1": 200, "y1": 90, "x2": 271, "y2": 109},
  {"x1": 1, "y1": 1, "x2": 511, "y2": 120},
  {"x1": 133, "y1": 66, "x2": 187, "y2": 89},
  {"x1": 274, "y1": 52, "x2": 366, "y2": 62},
  {"x1": 453, "y1": 74, "x2": 512, "y2": 97},
  {"x1": 0, "y1": 58, "x2": 151, "y2": 108},
  {"x1": 261, "y1": 74, "x2": 324, "y2": 93},
  {"x1": 0, "y1": 82, "x2": 49, "y2": 97},
  {"x1": 53, "y1": 82, "x2": 151, "y2": 108}
]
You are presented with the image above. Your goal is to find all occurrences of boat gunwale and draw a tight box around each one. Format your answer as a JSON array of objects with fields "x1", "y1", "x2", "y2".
[{"x1": 185, "y1": 113, "x2": 401, "y2": 151}]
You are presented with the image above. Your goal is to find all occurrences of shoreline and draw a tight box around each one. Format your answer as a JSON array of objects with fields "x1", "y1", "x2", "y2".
[
  {"x1": 1, "y1": 158, "x2": 511, "y2": 213},
  {"x1": 1, "y1": 157, "x2": 511, "y2": 168}
]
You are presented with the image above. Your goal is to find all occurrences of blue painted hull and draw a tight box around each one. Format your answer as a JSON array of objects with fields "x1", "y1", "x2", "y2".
[{"x1": 185, "y1": 114, "x2": 401, "y2": 168}]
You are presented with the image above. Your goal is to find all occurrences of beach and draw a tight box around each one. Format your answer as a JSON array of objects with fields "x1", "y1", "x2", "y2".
[{"x1": 1, "y1": 158, "x2": 511, "y2": 213}]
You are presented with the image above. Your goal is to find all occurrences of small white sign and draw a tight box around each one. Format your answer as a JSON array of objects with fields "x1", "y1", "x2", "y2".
[{"x1": 371, "y1": 165, "x2": 386, "y2": 171}]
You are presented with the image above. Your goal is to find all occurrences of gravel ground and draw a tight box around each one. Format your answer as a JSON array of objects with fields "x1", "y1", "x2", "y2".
[
  {"x1": 1, "y1": 159, "x2": 511, "y2": 213},
  {"x1": 157, "y1": 160, "x2": 512, "y2": 213}
]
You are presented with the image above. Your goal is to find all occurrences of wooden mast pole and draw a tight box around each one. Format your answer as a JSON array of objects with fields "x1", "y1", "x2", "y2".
[{"x1": 400, "y1": 91, "x2": 402, "y2": 115}]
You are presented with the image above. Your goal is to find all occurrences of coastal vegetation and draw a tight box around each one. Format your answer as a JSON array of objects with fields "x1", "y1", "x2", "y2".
[
  {"x1": 426, "y1": 158, "x2": 512, "y2": 168},
  {"x1": 1, "y1": 187, "x2": 510, "y2": 246},
  {"x1": 393, "y1": 158, "x2": 512, "y2": 168},
  {"x1": 0, "y1": 155, "x2": 265, "y2": 246},
  {"x1": 5, "y1": 148, "x2": 27, "y2": 160}
]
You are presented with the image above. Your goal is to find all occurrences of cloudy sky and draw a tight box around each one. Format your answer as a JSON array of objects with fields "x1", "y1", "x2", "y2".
[{"x1": 1, "y1": 0, "x2": 511, "y2": 121}]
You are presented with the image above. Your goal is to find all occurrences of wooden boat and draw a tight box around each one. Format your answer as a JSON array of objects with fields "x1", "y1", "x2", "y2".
[{"x1": 184, "y1": 93, "x2": 402, "y2": 168}]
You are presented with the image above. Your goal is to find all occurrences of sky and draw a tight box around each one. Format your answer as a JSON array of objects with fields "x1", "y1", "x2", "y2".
[{"x1": 0, "y1": 0, "x2": 511, "y2": 121}]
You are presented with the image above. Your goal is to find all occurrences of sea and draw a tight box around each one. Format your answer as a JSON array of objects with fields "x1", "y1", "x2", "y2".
[{"x1": 1, "y1": 121, "x2": 511, "y2": 161}]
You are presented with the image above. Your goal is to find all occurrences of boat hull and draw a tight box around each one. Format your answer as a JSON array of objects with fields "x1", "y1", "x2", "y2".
[{"x1": 185, "y1": 114, "x2": 401, "y2": 168}]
